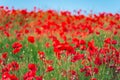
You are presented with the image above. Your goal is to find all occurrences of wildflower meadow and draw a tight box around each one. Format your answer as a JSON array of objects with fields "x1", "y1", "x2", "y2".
[{"x1": 0, "y1": 6, "x2": 120, "y2": 80}]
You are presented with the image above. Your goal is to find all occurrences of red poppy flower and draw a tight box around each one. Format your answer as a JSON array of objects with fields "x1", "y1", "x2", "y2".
[
  {"x1": 96, "y1": 31, "x2": 100, "y2": 35},
  {"x1": 25, "y1": 29, "x2": 29, "y2": 34},
  {"x1": 112, "y1": 40, "x2": 117, "y2": 45},
  {"x1": 90, "y1": 78, "x2": 97, "y2": 80},
  {"x1": 28, "y1": 36, "x2": 35, "y2": 43},
  {"x1": 10, "y1": 74, "x2": 18, "y2": 80},
  {"x1": 35, "y1": 76, "x2": 43, "y2": 80},
  {"x1": 12, "y1": 48, "x2": 20, "y2": 54},
  {"x1": 46, "y1": 65, "x2": 54, "y2": 72},
  {"x1": 0, "y1": 59, "x2": 2, "y2": 65},
  {"x1": 114, "y1": 30, "x2": 117, "y2": 35},
  {"x1": 4, "y1": 31, "x2": 10, "y2": 37},
  {"x1": 69, "y1": 70, "x2": 77, "y2": 75},
  {"x1": 38, "y1": 51, "x2": 45, "y2": 60},
  {"x1": 10, "y1": 61, "x2": 19, "y2": 71},
  {"x1": 35, "y1": 28, "x2": 41, "y2": 34},
  {"x1": 80, "y1": 45, "x2": 86, "y2": 50},
  {"x1": 104, "y1": 38, "x2": 111, "y2": 44},
  {"x1": 12, "y1": 42, "x2": 22, "y2": 54},
  {"x1": 28, "y1": 63, "x2": 37, "y2": 72},
  {"x1": 2, "y1": 72, "x2": 11, "y2": 80},
  {"x1": 94, "y1": 56, "x2": 102, "y2": 65},
  {"x1": 12, "y1": 42, "x2": 22, "y2": 49},
  {"x1": 45, "y1": 42, "x2": 50, "y2": 48},
  {"x1": 71, "y1": 53, "x2": 84, "y2": 62},
  {"x1": 93, "y1": 67, "x2": 99, "y2": 74},
  {"x1": 2, "y1": 52, "x2": 8, "y2": 59},
  {"x1": 23, "y1": 71, "x2": 36, "y2": 80}
]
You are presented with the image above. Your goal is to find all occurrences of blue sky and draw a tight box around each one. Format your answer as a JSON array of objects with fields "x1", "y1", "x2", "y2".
[{"x1": 0, "y1": 0, "x2": 120, "y2": 13}]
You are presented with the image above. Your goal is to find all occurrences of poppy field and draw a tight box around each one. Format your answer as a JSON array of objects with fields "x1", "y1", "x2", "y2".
[{"x1": 0, "y1": 6, "x2": 120, "y2": 80}]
